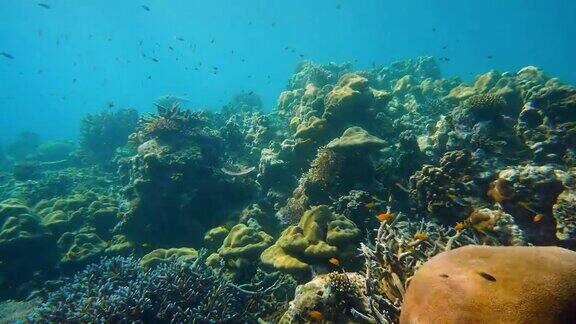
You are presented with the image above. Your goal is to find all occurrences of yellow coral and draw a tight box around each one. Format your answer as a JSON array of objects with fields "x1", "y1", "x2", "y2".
[{"x1": 261, "y1": 205, "x2": 360, "y2": 277}]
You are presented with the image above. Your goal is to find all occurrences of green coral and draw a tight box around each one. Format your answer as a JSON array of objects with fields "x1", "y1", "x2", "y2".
[
  {"x1": 261, "y1": 205, "x2": 360, "y2": 278},
  {"x1": 218, "y1": 224, "x2": 273, "y2": 259},
  {"x1": 208, "y1": 224, "x2": 273, "y2": 281},
  {"x1": 140, "y1": 247, "x2": 198, "y2": 270},
  {"x1": 57, "y1": 230, "x2": 108, "y2": 267},
  {"x1": 35, "y1": 191, "x2": 118, "y2": 239},
  {"x1": 463, "y1": 93, "x2": 507, "y2": 120},
  {"x1": 203, "y1": 226, "x2": 229, "y2": 250}
]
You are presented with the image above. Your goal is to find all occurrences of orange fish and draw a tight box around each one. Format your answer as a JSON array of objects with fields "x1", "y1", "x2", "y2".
[
  {"x1": 454, "y1": 222, "x2": 466, "y2": 231},
  {"x1": 308, "y1": 310, "x2": 324, "y2": 321},
  {"x1": 365, "y1": 202, "x2": 376, "y2": 209},
  {"x1": 533, "y1": 214, "x2": 543, "y2": 222},
  {"x1": 376, "y1": 212, "x2": 394, "y2": 222},
  {"x1": 414, "y1": 232, "x2": 428, "y2": 240},
  {"x1": 328, "y1": 257, "x2": 340, "y2": 267}
]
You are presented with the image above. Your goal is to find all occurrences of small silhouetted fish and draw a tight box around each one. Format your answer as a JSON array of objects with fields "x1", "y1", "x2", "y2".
[
  {"x1": 148, "y1": 75, "x2": 151, "y2": 79},
  {"x1": 432, "y1": 27, "x2": 437, "y2": 32},
  {"x1": 139, "y1": 40, "x2": 143, "y2": 46},
  {"x1": 478, "y1": 271, "x2": 496, "y2": 282},
  {"x1": 212, "y1": 66, "x2": 218, "y2": 70},
  {"x1": 176, "y1": 37, "x2": 184, "y2": 41},
  {"x1": 210, "y1": 38, "x2": 215, "y2": 44},
  {"x1": 299, "y1": 54, "x2": 304, "y2": 58},
  {"x1": 194, "y1": 67, "x2": 199, "y2": 71},
  {"x1": 0, "y1": 52, "x2": 14, "y2": 59},
  {"x1": 284, "y1": 46, "x2": 289, "y2": 50},
  {"x1": 442, "y1": 45, "x2": 447, "y2": 49},
  {"x1": 168, "y1": 46, "x2": 174, "y2": 51},
  {"x1": 248, "y1": 91, "x2": 254, "y2": 95},
  {"x1": 141, "y1": 5, "x2": 150, "y2": 11},
  {"x1": 271, "y1": 22, "x2": 276, "y2": 27},
  {"x1": 150, "y1": 57, "x2": 159, "y2": 62},
  {"x1": 73, "y1": 78, "x2": 77, "y2": 83},
  {"x1": 487, "y1": 55, "x2": 493, "y2": 59},
  {"x1": 38, "y1": 3, "x2": 51, "y2": 9}
]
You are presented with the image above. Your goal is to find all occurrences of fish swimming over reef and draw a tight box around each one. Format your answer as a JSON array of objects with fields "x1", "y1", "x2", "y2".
[
  {"x1": 221, "y1": 164, "x2": 255, "y2": 176},
  {"x1": 141, "y1": 5, "x2": 150, "y2": 11},
  {"x1": 37, "y1": 3, "x2": 51, "y2": 9}
]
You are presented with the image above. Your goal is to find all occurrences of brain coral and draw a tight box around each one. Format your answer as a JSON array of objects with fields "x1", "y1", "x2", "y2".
[
  {"x1": 400, "y1": 245, "x2": 576, "y2": 324},
  {"x1": 261, "y1": 205, "x2": 360, "y2": 277}
]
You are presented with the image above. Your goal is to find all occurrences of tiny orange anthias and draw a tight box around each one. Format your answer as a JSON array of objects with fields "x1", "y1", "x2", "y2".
[
  {"x1": 328, "y1": 257, "x2": 340, "y2": 267},
  {"x1": 376, "y1": 211, "x2": 394, "y2": 222},
  {"x1": 308, "y1": 310, "x2": 324, "y2": 321}
]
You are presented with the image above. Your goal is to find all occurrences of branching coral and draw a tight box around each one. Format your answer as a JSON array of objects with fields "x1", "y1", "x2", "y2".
[
  {"x1": 80, "y1": 108, "x2": 138, "y2": 163},
  {"x1": 136, "y1": 102, "x2": 211, "y2": 145},
  {"x1": 33, "y1": 253, "x2": 294, "y2": 323}
]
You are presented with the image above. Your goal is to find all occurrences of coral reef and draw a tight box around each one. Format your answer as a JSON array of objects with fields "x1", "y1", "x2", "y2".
[
  {"x1": 1, "y1": 56, "x2": 575, "y2": 322},
  {"x1": 117, "y1": 103, "x2": 257, "y2": 247},
  {"x1": 400, "y1": 246, "x2": 576, "y2": 323}
]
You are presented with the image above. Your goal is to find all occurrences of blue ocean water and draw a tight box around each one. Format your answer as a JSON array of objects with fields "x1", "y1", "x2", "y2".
[{"x1": 0, "y1": 0, "x2": 574, "y2": 142}]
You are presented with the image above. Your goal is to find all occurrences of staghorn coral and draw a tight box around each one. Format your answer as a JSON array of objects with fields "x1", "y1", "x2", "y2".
[
  {"x1": 33, "y1": 254, "x2": 293, "y2": 323},
  {"x1": 135, "y1": 102, "x2": 211, "y2": 145}
]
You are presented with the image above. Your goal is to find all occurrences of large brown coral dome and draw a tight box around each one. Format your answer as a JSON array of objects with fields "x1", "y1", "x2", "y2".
[{"x1": 400, "y1": 245, "x2": 576, "y2": 324}]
